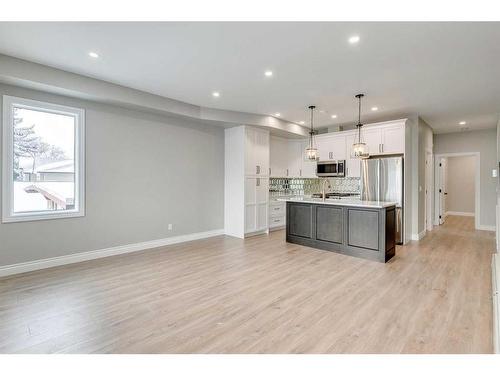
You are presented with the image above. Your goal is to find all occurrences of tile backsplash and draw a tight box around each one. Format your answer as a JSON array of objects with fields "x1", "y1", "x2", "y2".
[{"x1": 269, "y1": 177, "x2": 360, "y2": 197}]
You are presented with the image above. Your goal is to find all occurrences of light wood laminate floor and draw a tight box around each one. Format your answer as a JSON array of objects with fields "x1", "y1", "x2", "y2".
[{"x1": 0, "y1": 215, "x2": 494, "y2": 353}]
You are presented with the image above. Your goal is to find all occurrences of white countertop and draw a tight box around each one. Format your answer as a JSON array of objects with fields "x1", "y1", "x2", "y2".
[{"x1": 276, "y1": 197, "x2": 397, "y2": 208}]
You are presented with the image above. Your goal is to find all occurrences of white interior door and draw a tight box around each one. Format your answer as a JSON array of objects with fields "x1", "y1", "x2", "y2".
[
  {"x1": 425, "y1": 151, "x2": 433, "y2": 231},
  {"x1": 439, "y1": 158, "x2": 447, "y2": 225}
]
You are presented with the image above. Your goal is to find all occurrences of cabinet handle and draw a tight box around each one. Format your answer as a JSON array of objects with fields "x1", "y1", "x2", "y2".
[
  {"x1": 382, "y1": 144, "x2": 384, "y2": 153},
  {"x1": 378, "y1": 144, "x2": 381, "y2": 153},
  {"x1": 300, "y1": 169, "x2": 302, "y2": 176},
  {"x1": 256, "y1": 178, "x2": 260, "y2": 187},
  {"x1": 256, "y1": 165, "x2": 260, "y2": 174},
  {"x1": 274, "y1": 219, "x2": 280, "y2": 223}
]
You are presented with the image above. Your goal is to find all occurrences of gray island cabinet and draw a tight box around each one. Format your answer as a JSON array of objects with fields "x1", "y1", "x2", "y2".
[{"x1": 281, "y1": 199, "x2": 397, "y2": 263}]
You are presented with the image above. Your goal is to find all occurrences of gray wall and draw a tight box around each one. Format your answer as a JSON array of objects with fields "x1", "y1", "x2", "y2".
[
  {"x1": 434, "y1": 128, "x2": 497, "y2": 228},
  {"x1": 446, "y1": 156, "x2": 475, "y2": 214},
  {"x1": 0, "y1": 84, "x2": 225, "y2": 266}
]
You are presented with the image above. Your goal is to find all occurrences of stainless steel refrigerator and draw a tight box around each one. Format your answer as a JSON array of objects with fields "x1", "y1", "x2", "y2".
[{"x1": 361, "y1": 156, "x2": 404, "y2": 244}]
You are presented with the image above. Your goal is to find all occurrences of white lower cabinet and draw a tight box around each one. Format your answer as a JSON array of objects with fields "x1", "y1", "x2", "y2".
[
  {"x1": 245, "y1": 177, "x2": 269, "y2": 234},
  {"x1": 269, "y1": 200, "x2": 286, "y2": 230}
]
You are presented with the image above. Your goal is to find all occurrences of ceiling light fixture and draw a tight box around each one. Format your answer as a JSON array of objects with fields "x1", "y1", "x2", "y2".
[
  {"x1": 212, "y1": 92, "x2": 220, "y2": 97},
  {"x1": 274, "y1": 113, "x2": 281, "y2": 117},
  {"x1": 371, "y1": 106, "x2": 378, "y2": 111},
  {"x1": 459, "y1": 121, "x2": 466, "y2": 125},
  {"x1": 264, "y1": 70, "x2": 273, "y2": 77},
  {"x1": 304, "y1": 105, "x2": 319, "y2": 161},
  {"x1": 348, "y1": 35, "x2": 360, "y2": 44},
  {"x1": 299, "y1": 121, "x2": 305, "y2": 125},
  {"x1": 351, "y1": 94, "x2": 369, "y2": 159},
  {"x1": 88, "y1": 51, "x2": 99, "y2": 58},
  {"x1": 331, "y1": 114, "x2": 337, "y2": 119}
]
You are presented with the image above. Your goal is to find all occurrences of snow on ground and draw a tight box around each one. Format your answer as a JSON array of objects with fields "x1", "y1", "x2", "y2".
[{"x1": 14, "y1": 181, "x2": 74, "y2": 213}]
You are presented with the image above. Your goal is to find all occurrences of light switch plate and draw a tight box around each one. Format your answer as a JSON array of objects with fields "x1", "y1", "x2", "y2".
[{"x1": 493, "y1": 169, "x2": 498, "y2": 178}]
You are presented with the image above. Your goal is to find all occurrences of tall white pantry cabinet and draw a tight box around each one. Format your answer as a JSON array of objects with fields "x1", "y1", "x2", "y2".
[{"x1": 225, "y1": 126, "x2": 270, "y2": 238}]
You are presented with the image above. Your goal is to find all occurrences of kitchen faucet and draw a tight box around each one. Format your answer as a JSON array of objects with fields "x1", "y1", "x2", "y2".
[{"x1": 320, "y1": 178, "x2": 331, "y2": 201}]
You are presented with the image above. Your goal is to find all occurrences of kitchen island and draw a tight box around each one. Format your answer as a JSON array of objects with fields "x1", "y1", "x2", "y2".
[{"x1": 278, "y1": 198, "x2": 397, "y2": 263}]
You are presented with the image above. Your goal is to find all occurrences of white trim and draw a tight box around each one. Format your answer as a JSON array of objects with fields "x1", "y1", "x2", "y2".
[
  {"x1": 0, "y1": 229, "x2": 224, "y2": 278},
  {"x1": 2, "y1": 95, "x2": 85, "y2": 223},
  {"x1": 425, "y1": 150, "x2": 434, "y2": 232},
  {"x1": 446, "y1": 211, "x2": 475, "y2": 217},
  {"x1": 411, "y1": 230, "x2": 426, "y2": 241},
  {"x1": 434, "y1": 152, "x2": 480, "y2": 230},
  {"x1": 477, "y1": 225, "x2": 496, "y2": 232},
  {"x1": 492, "y1": 254, "x2": 499, "y2": 354}
]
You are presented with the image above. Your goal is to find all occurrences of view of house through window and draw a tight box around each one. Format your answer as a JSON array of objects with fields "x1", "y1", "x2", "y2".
[{"x1": 12, "y1": 105, "x2": 76, "y2": 214}]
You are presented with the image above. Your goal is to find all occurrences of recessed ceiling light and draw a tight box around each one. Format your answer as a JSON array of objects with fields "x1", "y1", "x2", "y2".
[
  {"x1": 264, "y1": 70, "x2": 273, "y2": 77},
  {"x1": 274, "y1": 113, "x2": 281, "y2": 117},
  {"x1": 331, "y1": 114, "x2": 337, "y2": 119},
  {"x1": 348, "y1": 35, "x2": 360, "y2": 44},
  {"x1": 459, "y1": 121, "x2": 466, "y2": 125},
  {"x1": 212, "y1": 92, "x2": 220, "y2": 97},
  {"x1": 371, "y1": 106, "x2": 378, "y2": 111},
  {"x1": 88, "y1": 51, "x2": 99, "y2": 58},
  {"x1": 299, "y1": 121, "x2": 305, "y2": 125}
]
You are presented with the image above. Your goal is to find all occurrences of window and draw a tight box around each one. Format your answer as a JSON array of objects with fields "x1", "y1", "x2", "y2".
[{"x1": 2, "y1": 96, "x2": 85, "y2": 222}]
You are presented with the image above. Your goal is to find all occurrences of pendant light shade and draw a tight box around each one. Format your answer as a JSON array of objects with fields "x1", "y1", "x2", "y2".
[
  {"x1": 351, "y1": 94, "x2": 370, "y2": 159},
  {"x1": 305, "y1": 105, "x2": 319, "y2": 161}
]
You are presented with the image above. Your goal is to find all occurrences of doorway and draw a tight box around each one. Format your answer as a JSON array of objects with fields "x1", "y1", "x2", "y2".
[{"x1": 434, "y1": 152, "x2": 479, "y2": 229}]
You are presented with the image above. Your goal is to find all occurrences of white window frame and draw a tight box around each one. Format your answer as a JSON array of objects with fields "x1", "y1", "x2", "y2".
[{"x1": 2, "y1": 95, "x2": 85, "y2": 223}]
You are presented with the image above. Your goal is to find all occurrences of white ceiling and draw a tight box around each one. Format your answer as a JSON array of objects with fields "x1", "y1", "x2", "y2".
[{"x1": 0, "y1": 22, "x2": 499, "y2": 133}]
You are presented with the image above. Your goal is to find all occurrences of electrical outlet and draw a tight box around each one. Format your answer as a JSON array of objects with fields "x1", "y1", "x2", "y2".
[{"x1": 168, "y1": 224, "x2": 173, "y2": 230}]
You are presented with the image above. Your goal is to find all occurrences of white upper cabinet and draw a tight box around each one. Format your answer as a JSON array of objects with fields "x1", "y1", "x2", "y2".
[
  {"x1": 301, "y1": 140, "x2": 317, "y2": 178},
  {"x1": 287, "y1": 141, "x2": 303, "y2": 177},
  {"x1": 316, "y1": 134, "x2": 347, "y2": 162},
  {"x1": 270, "y1": 136, "x2": 288, "y2": 177},
  {"x1": 245, "y1": 127, "x2": 269, "y2": 176},
  {"x1": 345, "y1": 133, "x2": 361, "y2": 178},
  {"x1": 361, "y1": 127, "x2": 383, "y2": 155},
  {"x1": 361, "y1": 122, "x2": 405, "y2": 156},
  {"x1": 381, "y1": 124, "x2": 405, "y2": 154},
  {"x1": 270, "y1": 137, "x2": 317, "y2": 178}
]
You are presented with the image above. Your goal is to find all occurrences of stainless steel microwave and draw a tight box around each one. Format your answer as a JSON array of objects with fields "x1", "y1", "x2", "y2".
[{"x1": 316, "y1": 160, "x2": 346, "y2": 177}]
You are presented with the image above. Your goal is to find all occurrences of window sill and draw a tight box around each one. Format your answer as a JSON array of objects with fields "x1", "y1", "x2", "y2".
[{"x1": 2, "y1": 210, "x2": 85, "y2": 223}]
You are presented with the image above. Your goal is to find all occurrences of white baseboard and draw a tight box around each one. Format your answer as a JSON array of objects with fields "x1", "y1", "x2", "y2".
[
  {"x1": 411, "y1": 230, "x2": 426, "y2": 241},
  {"x1": 446, "y1": 211, "x2": 475, "y2": 217},
  {"x1": 477, "y1": 225, "x2": 496, "y2": 232},
  {"x1": 493, "y1": 254, "x2": 499, "y2": 354},
  {"x1": 0, "y1": 229, "x2": 224, "y2": 278}
]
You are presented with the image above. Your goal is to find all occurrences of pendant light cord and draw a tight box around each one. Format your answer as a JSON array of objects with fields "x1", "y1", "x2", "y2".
[
  {"x1": 355, "y1": 94, "x2": 364, "y2": 143},
  {"x1": 308, "y1": 105, "x2": 316, "y2": 148}
]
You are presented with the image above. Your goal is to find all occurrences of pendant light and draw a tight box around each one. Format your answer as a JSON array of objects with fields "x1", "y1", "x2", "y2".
[
  {"x1": 351, "y1": 94, "x2": 370, "y2": 159},
  {"x1": 304, "y1": 105, "x2": 319, "y2": 161}
]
